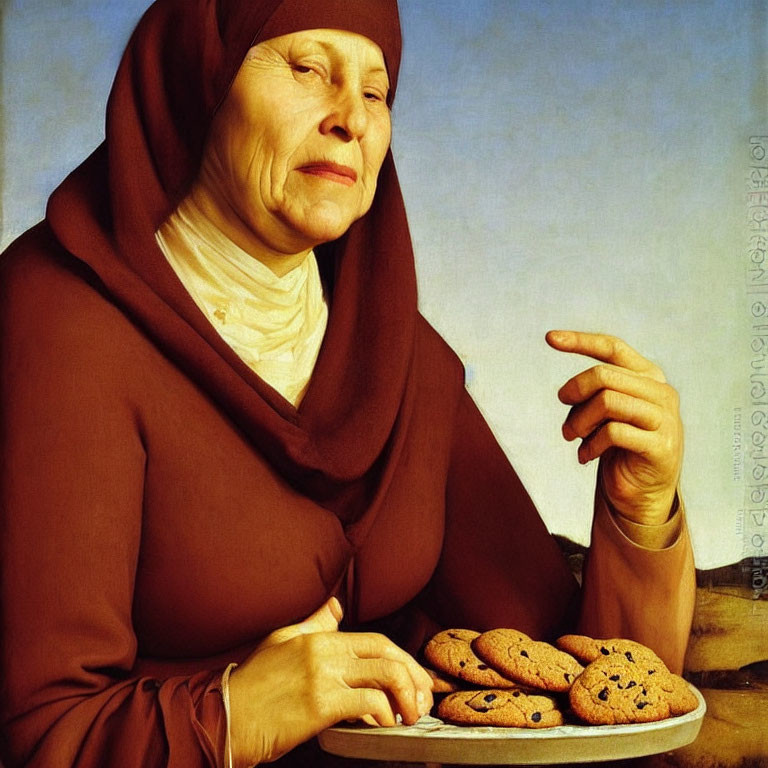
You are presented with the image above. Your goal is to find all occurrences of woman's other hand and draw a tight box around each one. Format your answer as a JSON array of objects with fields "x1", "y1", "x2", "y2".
[
  {"x1": 228, "y1": 597, "x2": 433, "y2": 766},
  {"x1": 545, "y1": 330, "x2": 683, "y2": 527}
]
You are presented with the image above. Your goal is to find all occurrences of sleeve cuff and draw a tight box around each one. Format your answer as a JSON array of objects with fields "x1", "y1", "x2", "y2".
[{"x1": 596, "y1": 483, "x2": 684, "y2": 551}]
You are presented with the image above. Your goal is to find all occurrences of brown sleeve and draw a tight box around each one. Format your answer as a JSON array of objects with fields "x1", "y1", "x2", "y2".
[
  {"x1": 577, "y1": 486, "x2": 696, "y2": 674},
  {"x1": 0, "y1": 254, "x2": 226, "y2": 767}
]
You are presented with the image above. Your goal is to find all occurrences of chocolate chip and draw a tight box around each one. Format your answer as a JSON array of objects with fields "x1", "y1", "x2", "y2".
[
  {"x1": 564, "y1": 673, "x2": 571, "y2": 682},
  {"x1": 626, "y1": 681, "x2": 637, "y2": 689},
  {"x1": 448, "y1": 632, "x2": 461, "y2": 639},
  {"x1": 513, "y1": 691, "x2": 521, "y2": 697},
  {"x1": 609, "y1": 674, "x2": 620, "y2": 681},
  {"x1": 642, "y1": 688, "x2": 647, "y2": 695},
  {"x1": 520, "y1": 650, "x2": 529, "y2": 658},
  {"x1": 478, "y1": 664, "x2": 488, "y2": 670},
  {"x1": 625, "y1": 651, "x2": 635, "y2": 663},
  {"x1": 648, "y1": 669, "x2": 656, "y2": 675},
  {"x1": 598, "y1": 687, "x2": 609, "y2": 701},
  {"x1": 531, "y1": 712, "x2": 542, "y2": 723},
  {"x1": 476, "y1": 706, "x2": 489, "y2": 713},
  {"x1": 484, "y1": 693, "x2": 497, "y2": 703},
  {"x1": 637, "y1": 701, "x2": 648, "y2": 710},
  {"x1": 600, "y1": 647, "x2": 610, "y2": 655}
]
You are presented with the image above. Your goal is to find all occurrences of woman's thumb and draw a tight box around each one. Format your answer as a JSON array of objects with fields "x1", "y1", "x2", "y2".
[
  {"x1": 299, "y1": 596, "x2": 343, "y2": 634},
  {"x1": 256, "y1": 597, "x2": 343, "y2": 651}
]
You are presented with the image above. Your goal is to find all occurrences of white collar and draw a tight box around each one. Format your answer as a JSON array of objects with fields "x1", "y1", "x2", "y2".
[{"x1": 156, "y1": 196, "x2": 328, "y2": 406}]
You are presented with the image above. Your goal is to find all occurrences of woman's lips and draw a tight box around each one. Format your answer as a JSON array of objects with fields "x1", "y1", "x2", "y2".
[{"x1": 298, "y1": 162, "x2": 357, "y2": 186}]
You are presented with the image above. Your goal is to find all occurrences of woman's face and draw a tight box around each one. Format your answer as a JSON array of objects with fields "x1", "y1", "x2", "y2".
[{"x1": 199, "y1": 29, "x2": 392, "y2": 263}]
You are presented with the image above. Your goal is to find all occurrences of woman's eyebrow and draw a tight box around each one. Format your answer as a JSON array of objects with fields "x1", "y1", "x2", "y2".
[{"x1": 309, "y1": 39, "x2": 389, "y2": 79}]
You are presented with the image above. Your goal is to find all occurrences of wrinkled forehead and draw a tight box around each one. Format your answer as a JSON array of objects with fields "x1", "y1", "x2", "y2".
[
  {"x1": 218, "y1": 0, "x2": 402, "y2": 98},
  {"x1": 246, "y1": 29, "x2": 389, "y2": 80}
]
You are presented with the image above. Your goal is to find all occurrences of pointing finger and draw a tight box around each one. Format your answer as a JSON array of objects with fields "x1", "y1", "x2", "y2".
[{"x1": 546, "y1": 330, "x2": 665, "y2": 382}]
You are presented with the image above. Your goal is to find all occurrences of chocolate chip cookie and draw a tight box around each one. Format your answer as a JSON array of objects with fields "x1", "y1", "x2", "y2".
[
  {"x1": 424, "y1": 629, "x2": 521, "y2": 689},
  {"x1": 555, "y1": 634, "x2": 664, "y2": 667},
  {"x1": 656, "y1": 669, "x2": 699, "y2": 716},
  {"x1": 425, "y1": 666, "x2": 463, "y2": 694},
  {"x1": 437, "y1": 688, "x2": 564, "y2": 728},
  {"x1": 473, "y1": 628, "x2": 583, "y2": 692},
  {"x1": 569, "y1": 654, "x2": 696, "y2": 725}
]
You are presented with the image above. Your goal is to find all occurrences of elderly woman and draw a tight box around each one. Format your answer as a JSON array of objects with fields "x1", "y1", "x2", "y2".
[{"x1": 0, "y1": 0, "x2": 694, "y2": 766}]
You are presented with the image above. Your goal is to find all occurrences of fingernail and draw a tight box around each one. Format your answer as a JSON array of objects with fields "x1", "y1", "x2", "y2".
[{"x1": 328, "y1": 596, "x2": 343, "y2": 622}]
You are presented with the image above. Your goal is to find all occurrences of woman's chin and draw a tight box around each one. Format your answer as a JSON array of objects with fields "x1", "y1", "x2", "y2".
[{"x1": 283, "y1": 201, "x2": 365, "y2": 248}]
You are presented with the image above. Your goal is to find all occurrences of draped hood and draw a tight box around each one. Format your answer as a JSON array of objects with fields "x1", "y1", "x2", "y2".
[{"x1": 45, "y1": 0, "x2": 419, "y2": 512}]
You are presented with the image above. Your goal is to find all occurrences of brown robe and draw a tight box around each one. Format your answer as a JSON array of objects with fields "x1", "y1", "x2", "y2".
[{"x1": 0, "y1": 0, "x2": 695, "y2": 766}]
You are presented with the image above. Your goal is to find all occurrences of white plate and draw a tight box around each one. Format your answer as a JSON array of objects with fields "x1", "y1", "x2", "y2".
[{"x1": 318, "y1": 686, "x2": 706, "y2": 765}]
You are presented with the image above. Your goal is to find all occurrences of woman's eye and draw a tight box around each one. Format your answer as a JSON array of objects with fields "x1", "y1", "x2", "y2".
[{"x1": 291, "y1": 60, "x2": 326, "y2": 79}]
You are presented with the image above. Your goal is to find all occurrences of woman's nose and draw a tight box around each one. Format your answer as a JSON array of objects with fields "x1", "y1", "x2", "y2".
[{"x1": 320, "y1": 88, "x2": 368, "y2": 142}]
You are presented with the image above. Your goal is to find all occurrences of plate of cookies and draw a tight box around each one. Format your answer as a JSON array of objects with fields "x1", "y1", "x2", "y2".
[{"x1": 318, "y1": 629, "x2": 705, "y2": 765}]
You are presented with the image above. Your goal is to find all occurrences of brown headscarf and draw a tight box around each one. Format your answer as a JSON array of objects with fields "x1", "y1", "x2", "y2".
[{"x1": 45, "y1": 0, "x2": 419, "y2": 516}]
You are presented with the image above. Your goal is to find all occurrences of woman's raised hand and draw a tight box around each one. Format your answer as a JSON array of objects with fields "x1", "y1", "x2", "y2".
[
  {"x1": 546, "y1": 330, "x2": 683, "y2": 527},
  {"x1": 228, "y1": 596, "x2": 433, "y2": 766}
]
